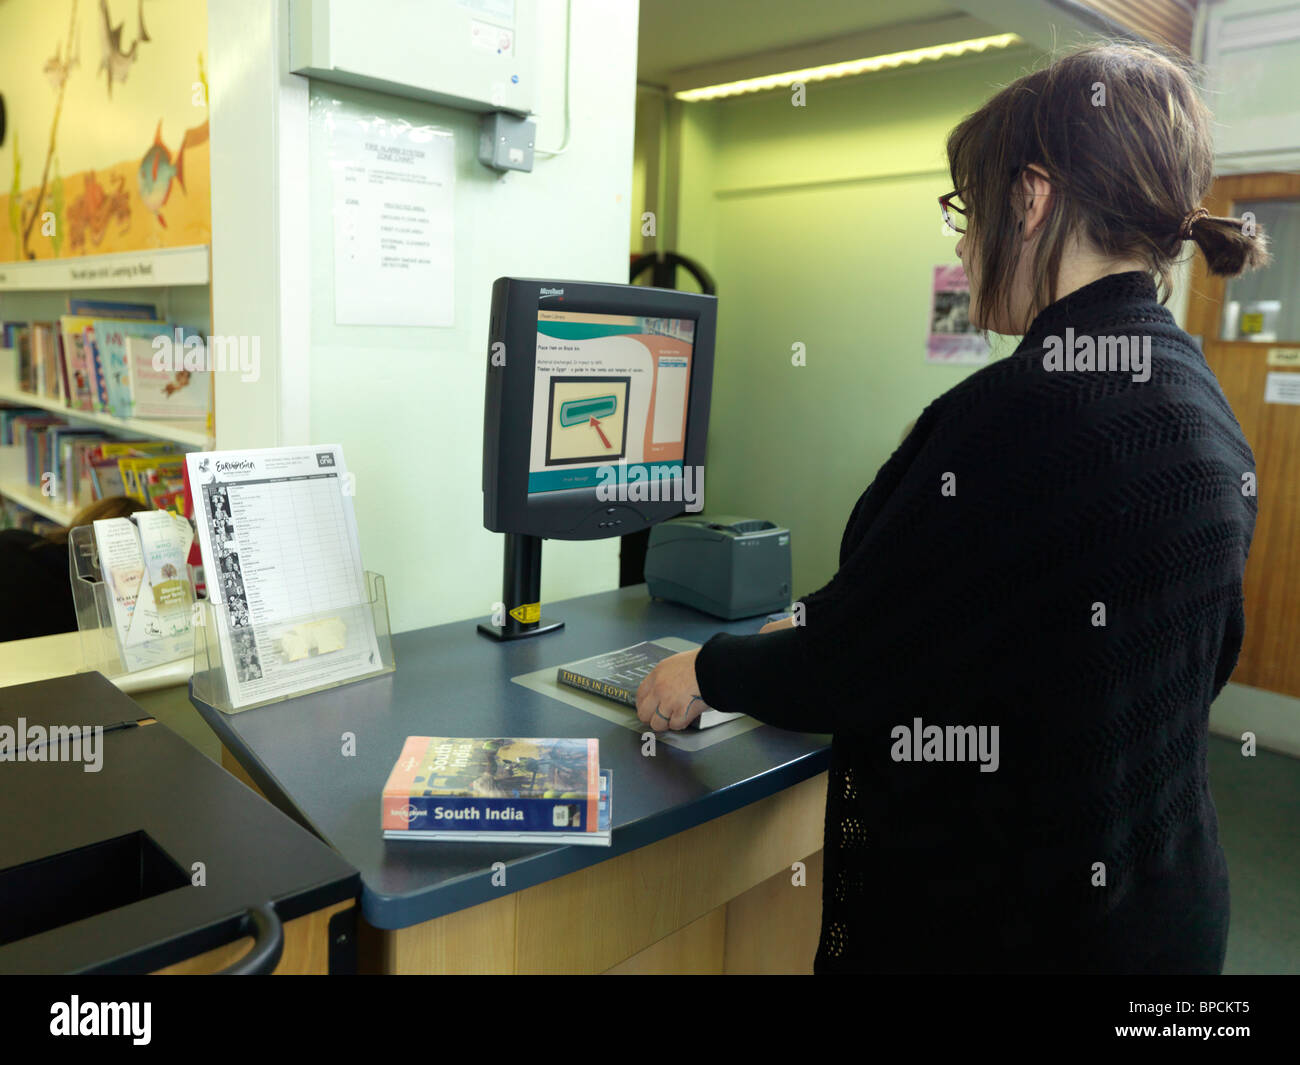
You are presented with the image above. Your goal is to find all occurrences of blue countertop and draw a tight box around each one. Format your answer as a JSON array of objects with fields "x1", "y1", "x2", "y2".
[{"x1": 190, "y1": 585, "x2": 831, "y2": 929}]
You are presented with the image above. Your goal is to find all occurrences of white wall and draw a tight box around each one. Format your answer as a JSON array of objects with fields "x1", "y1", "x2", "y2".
[{"x1": 296, "y1": 0, "x2": 640, "y2": 633}]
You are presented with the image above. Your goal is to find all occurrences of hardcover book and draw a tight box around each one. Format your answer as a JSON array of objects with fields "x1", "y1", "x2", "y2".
[
  {"x1": 90, "y1": 319, "x2": 170, "y2": 417},
  {"x1": 124, "y1": 330, "x2": 209, "y2": 419},
  {"x1": 381, "y1": 737, "x2": 611, "y2": 845},
  {"x1": 557, "y1": 640, "x2": 744, "y2": 729}
]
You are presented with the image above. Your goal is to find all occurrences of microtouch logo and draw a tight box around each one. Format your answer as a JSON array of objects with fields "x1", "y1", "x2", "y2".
[
  {"x1": 540, "y1": 287, "x2": 564, "y2": 297},
  {"x1": 50, "y1": 997, "x2": 151, "y2": 1045}
]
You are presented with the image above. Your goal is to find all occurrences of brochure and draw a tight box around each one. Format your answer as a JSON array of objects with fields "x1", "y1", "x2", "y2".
[{"x1": 186, "y1": 444, "x2": 381, "y2": 709}]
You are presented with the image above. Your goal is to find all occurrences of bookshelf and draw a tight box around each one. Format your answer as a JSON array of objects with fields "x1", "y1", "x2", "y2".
[
  {"x1": 0, "y1": 246, "x2": 209, "y2": 292},
  {"x1": 0, "y1": 247, "x2": 214, "y2": 527},
  {"x1": 0, "y1": 370, "x2": 211, "y2": 449}
]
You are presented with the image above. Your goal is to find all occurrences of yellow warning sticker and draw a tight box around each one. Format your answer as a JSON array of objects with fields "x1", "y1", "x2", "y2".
[{"x1": 509, "y1": 602, "x2": 541, "y2": 624}]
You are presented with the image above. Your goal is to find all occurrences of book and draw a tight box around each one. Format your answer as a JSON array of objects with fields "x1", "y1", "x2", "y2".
[
  {"x1": 57, "y1": 315, "x2": 111, "y2": 411},
  {"x1": 68, "y1": 297, "x2": 158, "y2": 320},
  {"x1": 118, "y1": 454, "x2": 185, "y2": 504},
  {"x1": 86, "y1": 440, "x2": 180, "y2": 500},
  {"x1": 124, "y1": 330, "x2": 210, "y2": 419},
  {"x1": 13, "y1": 326, "x2": 33, "y2": 392},
  {"x1": 30, "y1": 322, "x2": 60, "y2": 399},
  {"x1": 381, "y1": 737, "x2": 611, "y2": 845},
  {"x1": 92, "y1": 319, "x2": 173, "y2": 418},
  {"x1": 557, "y1": 640, "x2": 745, "y2": 729}
]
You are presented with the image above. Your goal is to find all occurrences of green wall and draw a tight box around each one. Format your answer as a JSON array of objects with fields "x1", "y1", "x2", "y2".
[{"x1": 670, "y1": 50, "x2": 1034, "y2": 597}]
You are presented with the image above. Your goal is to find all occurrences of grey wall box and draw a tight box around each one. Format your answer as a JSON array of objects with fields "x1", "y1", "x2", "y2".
[
  {"x1": 289, "y1": 0, "x2": 537, "y2": 116},
  {"x1": 479, "y1": 111, "x2": 535, "y2": 172}
]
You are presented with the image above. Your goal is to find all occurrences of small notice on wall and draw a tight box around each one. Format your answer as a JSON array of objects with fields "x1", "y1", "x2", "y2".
[
  {"x1": 1264, "y1": 372, "x2": 1300, "y2": 405},
  {"x1": 1266, "y1": 347, "x2": 1300, "y2": 368},
  {"x1": 927, "y1": 264, "x2": 990, "y2": 364},
  {"x1": 329, "y1": 115, "x2": 455, "y2": 327}
]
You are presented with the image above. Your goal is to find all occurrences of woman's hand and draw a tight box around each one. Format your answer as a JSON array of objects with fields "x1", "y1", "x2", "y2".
[
  {"x1": 760, "y1": 615, "x2": 796, "y2": 634},
  {"x1": 636, "y1": 649, "x2": 708, "y2": 731}
]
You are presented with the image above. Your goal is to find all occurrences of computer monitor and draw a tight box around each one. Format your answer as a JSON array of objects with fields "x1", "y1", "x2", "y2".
[
  {"x1": 479, "y1": 277, "x2": 717, "y2": 639},
  {"x1": 483, "y1": 277, "x2": 716, "y2": 538}
]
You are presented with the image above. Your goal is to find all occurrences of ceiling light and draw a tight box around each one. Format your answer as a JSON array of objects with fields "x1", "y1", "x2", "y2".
[{"x1": 673, "y1": 33, "x2": 1023, "y2": 101}]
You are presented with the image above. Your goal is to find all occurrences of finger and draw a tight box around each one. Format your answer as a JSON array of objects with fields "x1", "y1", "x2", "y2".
[
  {"x1": 677, "y1": 694, "x2": 707, "y2": 729},
  {"x1": 651, "y1": 702, "x2": 672, "y2": 732},
  {"x1": 635, "y1": 673, "x2": 655, "y2": 723},
  {"x1": 668, "y1": 694, "x2": 700, "y2": 731}
]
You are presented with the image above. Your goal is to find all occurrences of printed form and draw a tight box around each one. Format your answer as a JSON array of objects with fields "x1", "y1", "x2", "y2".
[{"x1": 187, "y1": 445, "x2": 381, "y2": 710}]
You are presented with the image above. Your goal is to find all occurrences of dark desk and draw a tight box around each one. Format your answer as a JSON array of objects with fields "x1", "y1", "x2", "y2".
[
  {"x1": 191, "y1": 586, "x2": 832, "y2": 973},
  {"x1": 0, "y1": 674, "x2": 359, "y2": 974}
]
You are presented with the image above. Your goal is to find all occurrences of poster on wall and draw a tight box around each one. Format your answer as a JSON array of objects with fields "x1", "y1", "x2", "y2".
[
  {"x1": 326, "y1": 108, "x2": 456, "y2": 328},
  {"x1": 926, "y1": 263, "x2": 990, "y2": 364},
  {"x1": 0, "y1": 0, "x2": 211, "y2": 264}
]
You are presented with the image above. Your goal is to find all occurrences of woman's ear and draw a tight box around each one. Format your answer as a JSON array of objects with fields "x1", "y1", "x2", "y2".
[{"x1": 1019, "y1": 166, "x2": 1054, "y2": 238}]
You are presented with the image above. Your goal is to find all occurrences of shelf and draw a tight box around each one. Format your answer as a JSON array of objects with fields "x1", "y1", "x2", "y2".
[
  {"x1": 0, "y1": 475, "x2": 78, "y2": 524},
  {"x1": 0, "y1": 245, "x2": 209, "y2": 291},
  {"x1": 0, "y1": 382, "x2": 212, "y2": 447}
]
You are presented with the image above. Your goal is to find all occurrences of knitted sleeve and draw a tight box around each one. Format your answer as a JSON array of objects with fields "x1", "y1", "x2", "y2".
[{"x1": 695, "y1": 347, "x2": 1251, "y2": 734}]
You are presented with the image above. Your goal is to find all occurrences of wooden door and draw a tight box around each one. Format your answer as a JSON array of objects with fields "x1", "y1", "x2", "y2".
[{"x1": 1186, "y1": 172, "x2": 1300, "y2": 697}]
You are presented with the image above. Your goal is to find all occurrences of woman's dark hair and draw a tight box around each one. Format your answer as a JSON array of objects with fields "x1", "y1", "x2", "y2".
[
  {"x1": 39, "y1": 495, "x2": 149, "y2": 547},
  {"x1": 947, "y1": 41, "x2": 1272, "y2": 334}
]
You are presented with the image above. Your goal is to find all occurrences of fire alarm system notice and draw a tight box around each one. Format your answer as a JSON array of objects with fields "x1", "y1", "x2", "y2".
[{"x1": 330, "y1": 116, "x2": 455, "y2": 328}]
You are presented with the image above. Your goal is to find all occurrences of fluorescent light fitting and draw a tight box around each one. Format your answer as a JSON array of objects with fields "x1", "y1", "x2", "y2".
[{"x1": 673, "y1": 33, "x2": 1023, "y2": 101}]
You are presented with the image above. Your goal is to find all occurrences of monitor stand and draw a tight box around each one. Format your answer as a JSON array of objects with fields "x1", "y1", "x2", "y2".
[{"x1": 476, "y1": 533, "x2": 565, "y2": 641}]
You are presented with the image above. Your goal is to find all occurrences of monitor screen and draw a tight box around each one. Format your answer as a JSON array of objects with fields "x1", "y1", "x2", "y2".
[
  {"x1": 482, "y1": 277, "x2": 716, "y2": 540},
  {"x1": 529, "y1": 310, "x2": 695, "y2": 495}
]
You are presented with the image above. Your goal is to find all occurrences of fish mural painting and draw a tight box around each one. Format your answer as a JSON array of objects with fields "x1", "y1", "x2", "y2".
[
  {"x1": 0, "y1": 0, "x2": 211, "y2": 261},
  {"x1": 137, "y1": 118, "x2": 209, "y2": 229}
]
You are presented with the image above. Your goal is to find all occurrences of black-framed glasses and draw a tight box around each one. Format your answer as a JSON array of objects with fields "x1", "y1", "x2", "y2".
[{"x1": 939, "y1": 190, "x2": 967, "y2": 235}]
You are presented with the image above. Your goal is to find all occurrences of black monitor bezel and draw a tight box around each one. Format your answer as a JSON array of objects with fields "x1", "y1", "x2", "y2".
[{"x1": 482, "y1": 277, "x2": 716, "y2": 540}]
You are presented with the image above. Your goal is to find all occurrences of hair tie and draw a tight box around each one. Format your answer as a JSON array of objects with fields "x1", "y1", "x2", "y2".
[{"x1": 1178, "y1": 207, "x2": 1209, "y2": 240}]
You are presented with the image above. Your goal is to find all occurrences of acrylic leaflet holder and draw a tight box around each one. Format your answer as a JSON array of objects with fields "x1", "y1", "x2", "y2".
[
  {"x1": 69, "y1": 523, "x2": 196, "y2": 680},
  {"x1": 191, "y1": 570, "x2": 395, "y2": 715}
]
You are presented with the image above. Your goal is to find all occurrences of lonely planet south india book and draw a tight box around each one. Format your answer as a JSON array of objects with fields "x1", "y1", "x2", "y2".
[{"x1": 382, "y1": 737, "x2": 611, "y2": 846}]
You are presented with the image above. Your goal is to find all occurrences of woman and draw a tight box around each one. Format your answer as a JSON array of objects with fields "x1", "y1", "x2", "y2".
[
  {"x1": 636, "y1": 42, "x2": 1268, "y2": 974},
  {"x1": 0, "y1": 496, "x2": 147, "y2": 641}
]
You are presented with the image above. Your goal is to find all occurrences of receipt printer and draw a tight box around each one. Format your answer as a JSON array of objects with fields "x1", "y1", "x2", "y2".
[{"x1": 645, "y1": 515, "x2": 791, "y2": 620}]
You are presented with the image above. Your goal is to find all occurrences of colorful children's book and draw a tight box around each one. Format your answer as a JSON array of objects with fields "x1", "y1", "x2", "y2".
[
  {"x1": 57, "y1": 315, "x2": 110, "y2": 411},
  {"x1": 68, "y1": 297, "x2": 159, "y2": 320},
  {"x1": 124, "y1": 328, "x2": 209, "y2": 419},
  {"x1": 381, "y1": 737, "x2": 612, "y2": 845},
  {"x1": 92, "y1": 319, "x2": 172, "y2": 418},
  {"x1": 30, "y1": 322, "x2": 60, "y2": 399},
  {"x1": 85, "y1": 440, "x2": 179, "y2": 500},
  {"x1": 118, "y1": 454, "x2": 185, "y2": 504}
]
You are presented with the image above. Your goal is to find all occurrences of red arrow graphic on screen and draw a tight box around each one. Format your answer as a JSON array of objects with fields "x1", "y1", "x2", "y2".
[{"x1": 589, "y1": 416, "x2": 612, "y2": 448}]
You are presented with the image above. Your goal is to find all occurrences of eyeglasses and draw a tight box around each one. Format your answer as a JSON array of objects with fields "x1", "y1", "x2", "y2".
[{"x1": 939, "y1": 190, "x2": 967, "y2": 235}]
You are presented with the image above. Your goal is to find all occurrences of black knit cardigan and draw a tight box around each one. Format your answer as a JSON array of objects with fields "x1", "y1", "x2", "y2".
[{"x1": 695, "y1": 271, "x2": 1256, "y2": 974}]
